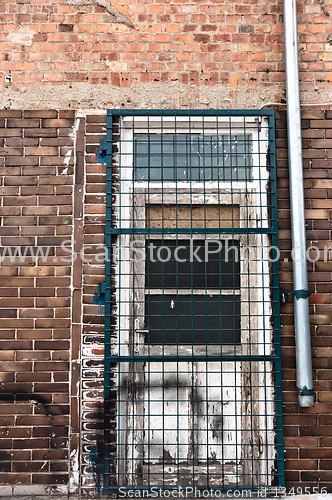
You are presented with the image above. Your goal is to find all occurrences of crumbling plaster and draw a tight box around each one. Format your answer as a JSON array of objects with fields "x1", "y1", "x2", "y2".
[{"x1": 1, "y1": 82, "x2": 331, "y2": 111}]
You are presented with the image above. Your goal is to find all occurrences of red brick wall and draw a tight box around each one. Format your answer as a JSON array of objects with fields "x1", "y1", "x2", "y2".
[
  {"x1": 1, "y1": 0, "x2": 332, "y2": 107},
  {"x1": 1, "y1": 0, "x2": 282, "y2": 89}
]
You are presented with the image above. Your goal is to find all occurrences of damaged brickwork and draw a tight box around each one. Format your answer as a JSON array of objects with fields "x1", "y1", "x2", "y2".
[{"x1": 1, "y1": 0, "x2": 332, "y2": 109}]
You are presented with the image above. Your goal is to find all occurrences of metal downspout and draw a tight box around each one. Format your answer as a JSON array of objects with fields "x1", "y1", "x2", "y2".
[{"x1": 283, "y1": 0, "x2": 314, "y2": 407}]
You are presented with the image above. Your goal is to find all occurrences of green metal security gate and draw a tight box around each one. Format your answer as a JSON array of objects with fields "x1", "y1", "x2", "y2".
[{"x1": 103, "y1": 110, "x2": 284, "y2": 494}]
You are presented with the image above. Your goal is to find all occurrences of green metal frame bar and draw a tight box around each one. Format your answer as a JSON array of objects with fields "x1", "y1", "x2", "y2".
[
  {"x1": 102, "y1": 109, "x2": 284, "y2": 494},
  {"x1": 267, "y1": 112, "x2": 285, "y2": 488},
  {"x1": 103, "y1": 111, "x2": 114, "y2": 493},
  {"x1": 107, "y1": 227, "x2": 275, "y2": 235}
]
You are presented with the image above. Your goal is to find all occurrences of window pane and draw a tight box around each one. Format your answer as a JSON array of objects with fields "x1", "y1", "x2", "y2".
[
  {"x1": 145, "y1": 294, "x2": 240, "y2": 345},
  {"x1": 134, "y1": 134, "x2": 252, "y2": 181},
  {"x1": 145, "y1": 239, "x2": 240, "y2": 289}
]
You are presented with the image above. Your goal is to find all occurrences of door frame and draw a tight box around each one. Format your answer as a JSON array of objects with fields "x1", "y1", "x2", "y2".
[{"x1": 102, "y1": 109, "x2": 285, "y2": 494}]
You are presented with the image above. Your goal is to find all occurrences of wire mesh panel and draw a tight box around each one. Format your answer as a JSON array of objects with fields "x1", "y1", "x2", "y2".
[{"x1": 103, "y1": 110, "x2": 284, "y2": 494}]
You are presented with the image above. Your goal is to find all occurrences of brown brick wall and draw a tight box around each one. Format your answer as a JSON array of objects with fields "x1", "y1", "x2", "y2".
[
  {"x1": 0, "y1": 110, "x2": 75, "y2": 491},
  {"x1": 277, "y1": 109, "x2": 332, "y2": 490},
  {"x1": 1, "y1": 108, "x2": 332, "y2": 494}
]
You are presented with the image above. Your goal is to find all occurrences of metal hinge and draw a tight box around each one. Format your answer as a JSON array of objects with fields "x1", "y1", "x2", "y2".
[
  {"x1": 88, "y1": 440, "x2": 104, "y2": 496},
  {"x1": 93, "y1": 283, "x2": 106, "y2": 313},
  {"x1": 95, "y1": 139, "x2": 108, "y2": 167}
]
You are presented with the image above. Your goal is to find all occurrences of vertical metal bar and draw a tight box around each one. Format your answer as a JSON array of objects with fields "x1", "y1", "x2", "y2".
[
  {"x1": 268, "y1": 112, "x2": 285, "y2": 487},
  {"x1": 103, "y1": 111, "x2": 114, "y2": 492}
]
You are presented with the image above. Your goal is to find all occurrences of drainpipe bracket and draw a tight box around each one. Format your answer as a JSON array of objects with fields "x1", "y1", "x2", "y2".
[
  {"x1": 290, "y1": 289, "x2": 311, "y2": 300},
  {"x1": 297, "y1": 386, "x2": 314, "y2": 397}
]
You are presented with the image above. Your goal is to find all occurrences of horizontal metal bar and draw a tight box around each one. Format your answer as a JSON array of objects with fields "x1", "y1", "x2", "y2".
[
  {"x1": 106, "y1": 227, "x2": 276, "y2": 235},
  {"x1": 107, "y1": 109, "x2": 274, "y2": 117},
  {"x1": 108, "y1": 354, "x2": 278, "y2": 362}
]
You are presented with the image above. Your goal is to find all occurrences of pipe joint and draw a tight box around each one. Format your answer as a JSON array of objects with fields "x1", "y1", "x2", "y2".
[
  {"x1": 297, "y1": 386, "x2": 314, "y2": 397},
  {"x1": 291, "y1": 289, "x2": 311, "y2": 300}
]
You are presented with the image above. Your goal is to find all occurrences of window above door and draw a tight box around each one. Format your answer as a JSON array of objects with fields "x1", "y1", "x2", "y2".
[{"x1": 121, "y1": 114, "x2": 268, "y2": 188}]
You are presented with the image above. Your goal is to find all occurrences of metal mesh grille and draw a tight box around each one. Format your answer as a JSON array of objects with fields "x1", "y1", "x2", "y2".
[{"x1": 103, "y1": 110, "x2": 284, "y2": 494}]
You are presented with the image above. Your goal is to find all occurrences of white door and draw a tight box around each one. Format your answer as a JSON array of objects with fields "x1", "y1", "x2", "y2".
[{"x1": 114, "y1": 114, "x2": 277, "y2": 489}]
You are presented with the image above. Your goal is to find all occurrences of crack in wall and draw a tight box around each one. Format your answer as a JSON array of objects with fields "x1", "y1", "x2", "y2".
[
  {"x1": 318, "y1": 0, "x2": 329, "y2": 17},
  {"x1": 68, "y1": 0, "x2": 135, "y2": 28}
]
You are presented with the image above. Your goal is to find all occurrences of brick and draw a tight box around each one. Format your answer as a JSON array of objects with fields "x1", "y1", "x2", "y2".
[
  {"x1": 24, "y1": 111, "x2": 58, "y2": 119},
  {"x1": 22, "y1": 206, "x2": 57, "y2": 216},
  {"x1": 302, "y1": 470, "x2": 332, "y2": 481},
  {"x1": 0, "y1": 193, "x2": 19, "y2": 208},
  {"x1": 301, "y1": 448, "x2": 332, "y2": 458},
  {"x1": 4, "y1": 176, "x2": 38, "y2": 186},
  {"x1": 24, "y1": 128, "x2": 58, "y2": 138},
  {"x1": 32, "y1": 449, "x2": 68, "y2": 460},
  {"x1": 3, "y1": 196, "x2": 37, "y2": 207},
  {"x1": 36, "y1": 237, "x2": 68, "y2": 247},
  {"x1": 35, "y1": 318, "x2": 70, "y2": 328},
  {"x1": 33, "y1": 426, "x2": 68, "y2": 437},
  {"x1": 1, "y1": 236, "x2": 35, "y2": 246},
  {"x1": 0, "y1": 473, "x2": 30, "y2": 485},
  {"x1": 59, "y1": 110, "x2": 75, "y2": 119},
  {"x1": 31, "y1": 473, "x2": 68, "y2": 484},
  {"x1": 12, "y1": 438, "x2": 50, "y2": 449},
  {"x1": 35, "y1": 362, "x2": 69, "y2": 372},
  {"x1": 39, "y1": 196, "x2": 72, "y2": 205},
  {"x1": 5, "y1": 157, "x2": 39, "y2": 166},
  {"x1": 285, "y1": 459, "x2": 318, "y2": 470},
  {"x1": 0, "y1": 111, "x2": 22, "y2": 118},
  {"x1": 12, "y1": 462, "x2": 47, "y2": 473},
  {"x1": 20, "y1": 286, "x2": 56, "y2": 297},
  {"x1": 305, "y1": 209, "x2": 330, "y2": 219},
  {"x1": 5, "y1": 138, "x2": 39, "y2": 147},
  {"x1": 302, "y1": 149, "x2": 326, "y2": 159},
  {"x1": 41, "y1": 119, "x2": 74, "y2": 128},
  {"x1": 0, "y1": 147, "x2": 24, "y2": 156},
  {"x1": 25, "y1": 146, "x2": 59, "y2": 156},
  {"x1": 311, "y1": 120, "x2": 332, "y2": 128},
  {"x1": 17, "y1": 329, "x2": 52, "y2": 339},
  {"x1": 7, "y1": 119, "x2": 40, "y2": 128}
]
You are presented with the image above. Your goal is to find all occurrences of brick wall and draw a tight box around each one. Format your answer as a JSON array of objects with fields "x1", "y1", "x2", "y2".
[
  {"x1": 1, "y1": 107, "x2": 332, "y2": 493},
  {"x1": 1, "y1": 0, "x2": 284, "y2": 89},
  {"x1": 277, "y1": 109, "x2": 332, "y2": 490},
  {"x1": 0, "y1": 109, "x2": 107, "y2": 496},
  {"x1": 0, "y1": 110, "x2": 75, "y2": 494},
  {"x1": 2, "y1": 0, "x2": 332, "y2": 108}
]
